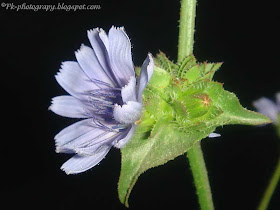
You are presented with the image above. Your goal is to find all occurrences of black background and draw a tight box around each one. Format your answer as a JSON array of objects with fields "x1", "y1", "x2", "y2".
[{"x1": 1, "y1": 0, "x2": 280, "y2": 209}]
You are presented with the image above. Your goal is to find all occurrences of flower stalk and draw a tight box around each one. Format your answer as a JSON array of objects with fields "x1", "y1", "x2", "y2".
[
  {"x1": 253, "y1": 95, "x2": 280, "y2": 210},
  {"x1": 257, "y1": 157, "x2": 280, "y2": 210},
  {"x1": 178, "y1": 0, "x2": 214, "y2": 209},
  {"x1": 187, "y1": 143, "x2": 214, "y2": 210},
  {"x1": 178, "y1": 0, "x2": 197, "y2": 63}
]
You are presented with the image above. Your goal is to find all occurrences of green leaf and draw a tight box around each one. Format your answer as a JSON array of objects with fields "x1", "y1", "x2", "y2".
[
  {"x1": 118, "y1": 122, "x2": 216, "y2": 207},
  {"x1": 176, "y1": 81, "x2": 271, "y2": 127},
  {"x1": 204, "y1": 82, "x2": 271, "y2": 126}
]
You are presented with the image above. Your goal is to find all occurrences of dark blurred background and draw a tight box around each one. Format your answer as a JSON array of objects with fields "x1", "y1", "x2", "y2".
[{"x1": 1, "y1": 0, "x2": 280, "y2": 209}]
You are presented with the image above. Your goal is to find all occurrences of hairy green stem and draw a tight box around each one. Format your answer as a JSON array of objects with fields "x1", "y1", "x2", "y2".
[
  {"x1": 258, "y1": 157, "x2": 280, "y2": 210},
  {"x1": 187, "y1": 143, "x2": 214, "y2": 210},
  {"x1": 177, "y1": 0, "x2": 197, "y2": 63},
  {"x1": 178, "y1": 0, "x2": 214, "y2": 209}
]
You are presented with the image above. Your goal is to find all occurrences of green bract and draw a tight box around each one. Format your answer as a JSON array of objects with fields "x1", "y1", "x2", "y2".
[{"x1": 118, "y1": 53, "x2": 271, "y2": 207}]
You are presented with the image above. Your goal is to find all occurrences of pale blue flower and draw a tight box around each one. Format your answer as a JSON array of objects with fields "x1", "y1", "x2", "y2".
[
  {"x1": 49, "y1": 26, "x2": 154, "y2": 174},
  {"x1": 253, "y1": 92, "x2": 280, "y2": 125}
]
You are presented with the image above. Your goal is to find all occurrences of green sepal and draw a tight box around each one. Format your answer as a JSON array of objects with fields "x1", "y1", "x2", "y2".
[
  {"x1": 178, "y1": 54, "x2": 197, "y2": 78},
  {"x1": 181, "y1": 64, "x2": 201, "y2": 83},
  {"x1": 155, "y1": 53, "x2": 222, "y2": 83},
  {"x1": 154, "y1": 51, "x2": 178, "y2": 74}
]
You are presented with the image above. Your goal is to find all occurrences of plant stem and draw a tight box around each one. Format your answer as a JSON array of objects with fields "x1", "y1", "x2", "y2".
[
  {"x1": 187, "y1": 143, "x2": 214, "y2": 210},
  {"x1": 258, "y1": 157, "x2": 280, "y2": 210},
  {"x1": 178, "y1": 0, "x2": 214, "y2": 209},
  {"x1": 177, "y1": 0, "x2": 197, "y2": 63}
]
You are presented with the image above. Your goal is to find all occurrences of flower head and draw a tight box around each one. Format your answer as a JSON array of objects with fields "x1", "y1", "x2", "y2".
[
  {"x1": 49, "y1": 26, "x2": 154, "y2": 174},
  {"x1": 253, "y1": 92, "x2": 280, "y2": 125}
]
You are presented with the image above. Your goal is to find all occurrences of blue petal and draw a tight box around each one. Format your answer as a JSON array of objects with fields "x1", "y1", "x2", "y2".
[
  {"x1": 253, "y1": 97, "x2": 278, "y2": 124},
  {"x1": 98, "y1": 29, "x2": 109, "y2": 49},
  {"x1": 55, "y1": 118, "x2": 122, "y2": 153},
  {"x1": 208, "y1": 133, "x2": 221, "y2": 138},
  {"x1": 87, "y1": 28, "x2": 117, "y2": 86},
  {"x1": 55, "y1": 118, "x2": 126, "y2": 155},
  {"x1": 60, "y1": 146, "x2": 111, "y2": 175},
  {"x1": 137, "y1": 53, "x2": 154, "y2": 103},
  {"x1": 55, "y1": 119, "x2": 95, "y2": 147},
  {"x1": 121, "y1": 76, "x2": 137, "y2": 103},
  {"x1": 49, "y1": 96, "x2": 92, "y2": 118},
  {"x1": 56, "y1": 126, "x2": 107, "y2": 152},
  {"x1": 74, "y1": 130, "x2": 129, "y2": 156},
  {"x1": 58, "y1": 129, "x2": 118, "y2": 155},
  {"x1": 55, "y1": 61, "x2": 98, "y2": 100},
  {"x1": 108, "y1": 26, "x2": 135, "y2": 87},
  {"x1": 114, "y1": 125, "x2": 136, "y2": 148},
  {"x1": 75, "y1": 44, "x2": 115, "y2": 86},
  {"x1": 56, "y1": 147, "x2": 75, "y2": 154},
  {"x1": 113, "y1": 101, "x2": 142, "y2": 124}
]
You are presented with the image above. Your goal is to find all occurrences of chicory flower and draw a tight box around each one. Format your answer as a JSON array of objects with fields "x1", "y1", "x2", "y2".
[
  {"x1": 253, "y1": 92, "x2": 280, "y2": 125},
  {"x1": 49, "y1": 26, "x2": 154, "y2": 174}
]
